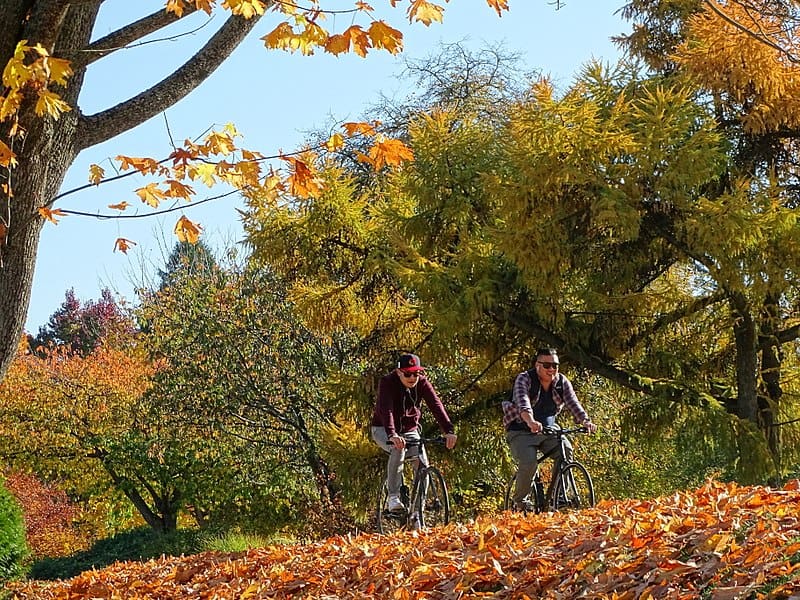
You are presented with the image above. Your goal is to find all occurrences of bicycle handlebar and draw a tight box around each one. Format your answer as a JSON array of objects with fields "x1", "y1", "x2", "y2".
[
  {"x1": 385, "y1": 435, "x2": 447, "y2": 448},
  {"x1": 541, "y1": 425, "x2": 591, "y2": 436}
]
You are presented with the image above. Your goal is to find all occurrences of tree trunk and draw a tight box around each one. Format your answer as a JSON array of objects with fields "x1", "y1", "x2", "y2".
[{"x1": 759, "y1": 293, "x2": 783, "y2": 480}]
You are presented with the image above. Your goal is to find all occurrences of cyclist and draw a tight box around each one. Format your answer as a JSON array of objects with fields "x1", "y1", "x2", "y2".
[
  {"x1": 502, "y1": 348, "x2": 597, "y2": 512},
  {"x1": 371, "y1": 353, "x2": 457, "y2": 513}
]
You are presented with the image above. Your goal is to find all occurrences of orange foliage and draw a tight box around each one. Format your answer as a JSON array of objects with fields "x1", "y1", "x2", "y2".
[
  {"x1": 8, "y1": 480, "x2": 800, "y2": 598},
  {"x1": 4, "y1": 471, "x2": 87, "y2": 558}
]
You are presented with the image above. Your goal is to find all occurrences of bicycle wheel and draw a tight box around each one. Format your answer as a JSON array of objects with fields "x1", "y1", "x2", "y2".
[
  {"x1": 551, "y1": 462, "x2": 595, "y2": 512},
  {"x1": 376, "y1": 481, "x2": 407, "y2": 534},
  {"x1": 414, "y1": 467, "x2": 450, "y2": 529}
]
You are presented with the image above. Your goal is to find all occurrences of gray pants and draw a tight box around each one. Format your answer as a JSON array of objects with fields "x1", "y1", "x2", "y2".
[
  {"x1": 371, "y1": 427, "x2": 428, "y2": 495},
  {"x1": 506, "y1": 429, "x2": 573, "y2": 505}
]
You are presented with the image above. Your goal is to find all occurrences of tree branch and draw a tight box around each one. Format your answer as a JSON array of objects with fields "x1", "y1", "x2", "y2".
[
  {"x1": 76, "y1": 12, "x2": 263, "y2": 150},
  {"x1": 79, "y1": 5, "x2": 201, "y2": 67}
]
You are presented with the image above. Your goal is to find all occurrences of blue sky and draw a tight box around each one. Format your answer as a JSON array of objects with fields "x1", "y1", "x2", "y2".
[{"x1": 26, "y1": 1, "x2": 629, "y2": 332}]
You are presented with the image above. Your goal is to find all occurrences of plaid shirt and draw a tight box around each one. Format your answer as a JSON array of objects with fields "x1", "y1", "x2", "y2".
[{"x1": 501, "y1": 370, "x2": 589, "y2": 430}]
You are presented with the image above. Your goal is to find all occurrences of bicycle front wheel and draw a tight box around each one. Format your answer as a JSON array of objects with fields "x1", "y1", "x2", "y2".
[
  {"x1": 415, "y1": 467, "x2": 450, "y2": 529},
  {"x1": 552, "y1": 462, "x2": 595, "y2": 512},
  {"x1": 376, "y1": 481, "x2": 406, "y2": 535}
]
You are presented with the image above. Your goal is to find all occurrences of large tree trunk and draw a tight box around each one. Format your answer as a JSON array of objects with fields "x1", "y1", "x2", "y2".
[{"x1": 0, "y1": 2, "x2": 262, "y2": 380}]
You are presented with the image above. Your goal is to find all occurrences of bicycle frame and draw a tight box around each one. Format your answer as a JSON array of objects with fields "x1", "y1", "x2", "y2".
[
  {"x1": 376, "y1": 436, "x2": 450, "y2": 533},
  {"x1": 504, "y1": 426, "x2": 595, "y2": 513}
]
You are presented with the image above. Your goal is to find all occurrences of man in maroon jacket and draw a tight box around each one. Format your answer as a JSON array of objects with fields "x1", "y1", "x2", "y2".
[{"x1": 371, "y1": 353, "x2": 457, "y2": 512}]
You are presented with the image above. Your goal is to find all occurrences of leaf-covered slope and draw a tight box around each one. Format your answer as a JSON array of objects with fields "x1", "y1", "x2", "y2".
[{"x1": 8, "y1": 481, "x2": 800, "y2": 599}]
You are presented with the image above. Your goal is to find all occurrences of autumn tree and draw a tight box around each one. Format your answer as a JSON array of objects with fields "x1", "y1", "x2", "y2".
[
  {"x1": 137, "y1": 248, "x2": 349, "y2": 534},
  {"x1": 28, "y1": 288, "x2": 133, "y2": 355},
  {"x1": 243, "y1": 23, "x2": 800, "y2": 487}
]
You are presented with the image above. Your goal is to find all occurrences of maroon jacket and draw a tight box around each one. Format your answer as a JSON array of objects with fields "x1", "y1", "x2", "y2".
[{"x1": 371, "y1": 371, "x2": 455, "y2": 437}]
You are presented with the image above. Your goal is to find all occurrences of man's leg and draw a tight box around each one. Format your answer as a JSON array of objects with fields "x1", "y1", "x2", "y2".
[
  {"x1": 506, "y1": 430, "x2": 539, "y2": 508},
  {"x1": 371, "y1": 426, "x2": 405, "y2": 496}
]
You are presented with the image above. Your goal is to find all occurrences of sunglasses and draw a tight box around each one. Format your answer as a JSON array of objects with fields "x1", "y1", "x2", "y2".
[
  {"x1": 537, "y1": 361, "x2": 559, "y2": 370},
  {"x1": 400, "y1": 370, "x2": 422, "y2": 378}
]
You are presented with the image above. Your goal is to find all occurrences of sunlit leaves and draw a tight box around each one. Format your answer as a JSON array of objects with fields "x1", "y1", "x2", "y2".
[
  {"x1": 408, "y1": 0, "x2": 445, "y2": 26},
  {"x1": 8, "y1": 480, "x2": 800, "y2": 598},
  {"x1": 173, "y1": 215, "x2": 202, "y2": 243},
  {"x1": 114, "y1": 238, "x2": 137, "y2": 253},
  {"x1": 38, "y1": 207, "x2": 66, "y2": 224}
]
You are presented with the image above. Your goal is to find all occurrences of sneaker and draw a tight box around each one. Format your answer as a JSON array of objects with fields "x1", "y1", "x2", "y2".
[
  {"x1": 387, "y1": 494, "x2": 405, "y2": 513},
  {"x1": 513, "y1": 500, "x2": 537, "y2": 513}
]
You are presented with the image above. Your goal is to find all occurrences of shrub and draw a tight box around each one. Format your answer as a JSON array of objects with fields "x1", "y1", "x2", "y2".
[{"x1": 0, "y1": 478, "x2": 29, "y2": 583}]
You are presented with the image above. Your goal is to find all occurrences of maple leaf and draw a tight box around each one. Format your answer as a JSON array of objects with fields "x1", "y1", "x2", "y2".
[
  {"x1": 324, "y1": 33, "x2": 351, "y2": 56},
  {"x1": 262, "y1": 22, "x2": 296, "y2": 51},
  {"x1": 225, "y1": 0, "x2": 267, "y2": 18},
  {"x1": 283, "y1": 155, "x2": 323, "y2": 198},
  {"x1": 42, "y1": 57, "x2": 73, "y2": 86},
  {"x1": 343, "y1": 121, "x2": 378, "y2": 137},
  {"x1": 0, "y1": 140, "x2": 17, "y2": 168},
  {"x1": 204, "y1": 130, "x2": 237, "y2": 155},
  {"x1": 107, "y1": 201, "x2": 130, "y2": 211},
  {"x1": 0, "y1": 90, "x2": 23, "y2": 121},
  {"x1": 485, "y1": 0, "x2": 509, "y2": 17},
  {"x1": 408, "y1": 0, "x2": 445, "y2": 26},
  {"x1": 88, "y1": 164, "x2": 104, "y2": 185},
  {"x1": 174, "y1": 215, "x2": 202, "y2": 243},
  {"x1": 116, "y1": 155, "x2": 162, "y2": 174},
  {"x1": 113, "y1": 238, "x2": 137, "y2": 253},
  {"x1": 169, "y1": 147, "x2": 195, "y2": 167},
  {"x1": 345, "y1": 25, "x2": 372, "y2": 57},
  {"x1": 163, "y1": 179, "x2": 195, "y2": 199},
  {"x1": 368, "y1": 21, "x2": 403, "y2": 54},
  {"x1": 165, "y1": 0, "x2": 186, "y2": 17},
  {"x1": 135, "y1": 183, "x2": 166, "y2": 208},
  {"x1": 38, "y1": 207, "x2": 67, "y2": 224},
  {"x1": 368, "y1": 136, "x2": 414, "y2": 169},
  {"x1": 325, "y1": 132, "x2": 345, "y2": 151},
  {"x1": 34, "y1": 90, "x2": 72, "y2": 119}
]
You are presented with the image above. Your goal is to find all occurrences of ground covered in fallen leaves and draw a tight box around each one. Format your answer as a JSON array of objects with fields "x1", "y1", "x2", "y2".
[{"x1": 7, "y1": 480, "x2": 800, "y2": 599}]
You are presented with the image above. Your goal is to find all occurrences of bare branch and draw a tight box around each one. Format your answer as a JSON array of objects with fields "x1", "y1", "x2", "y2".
[{"x1": 76, "y1": 12, "x2": 263, "y2": 150}]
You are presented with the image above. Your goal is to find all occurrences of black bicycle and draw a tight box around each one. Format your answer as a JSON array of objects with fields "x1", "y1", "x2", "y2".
[
  {"x1": 503, "y1": 425, "x2": 595, "y2": 513},
  {"x1": 376, "y1": 436, "x2": 450, "y2": 534}
]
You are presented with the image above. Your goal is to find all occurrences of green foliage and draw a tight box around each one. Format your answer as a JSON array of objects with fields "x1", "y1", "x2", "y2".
[{"x1": 0, "y1": 478, "x2": 29, "y2": 584}]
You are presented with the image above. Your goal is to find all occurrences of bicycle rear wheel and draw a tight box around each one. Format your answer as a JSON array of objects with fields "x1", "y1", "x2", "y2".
[
  {"x1": 415, "y1": 467, "x2": 449, "y2": 529},
  {"x1": 376, "y1": 481, "x2": 406, "y2": 534},
  {"x1": 552, "y1": 462, "x2": 595, "y2": 511}
]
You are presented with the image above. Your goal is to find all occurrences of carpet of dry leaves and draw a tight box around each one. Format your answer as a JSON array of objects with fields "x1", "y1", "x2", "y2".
[{"x1": 6, "y1": 480, "x2": 800, "y2": 599}]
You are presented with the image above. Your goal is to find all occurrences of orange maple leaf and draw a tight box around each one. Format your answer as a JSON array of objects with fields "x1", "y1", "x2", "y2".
[
  {"x1": 135, "y1": 183, "x2": 166, "y2": 208},
  {"x1": 116, "y1": 155, "x2": 162, "y2": 174},
  {"x1": 355, "y1": 1, "x2": 374, "y2": 9},
  {"x1": 343, "y1": 121, "x2": 378, "y2": 137},
  {"x1": 0, "y1": 140, "x2": 17, "y2": 168},
  {"x1": 368, "y1": 21, "x2": 403, "y2": 54},
  {"x1": 486, "y1": 0, "x2": 509, "y2": 16},
  {"x1": 163, "y1": 179, "x2": 195, "y2": 199},
  {"x1": 113, "y1": 238, "x2": 137, "y2": 253},
  {"x1": 408, "y1": 0, "x2": 445, "y2": 26},
  {"x1": 174, "y1": 215, "x2": 202, "y2": 243},
  {"x1": 107, "y1": 201, "x2": 130, "y2": 211},
  {"x1": 38, "y1": 207, "x2": 67, "y2": 224},
  {"x1": 283, "y1": 156, "x2": 323, "y2": 199},
  {"x1": 368, "y1": 137, "x2": 414, "y2": 169},
  {"x1": 344, "y1": 25, "x2": 371, "y2": 57},
  {"x1": 324, "y1": 33, "x2": 351, "y2": 56}
]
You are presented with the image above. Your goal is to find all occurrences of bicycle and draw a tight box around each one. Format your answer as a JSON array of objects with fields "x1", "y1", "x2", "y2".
[
  {"x1": 503, "y1": 425, "x2": 595, "y2": 513},
  {"x1": 375, "y1": 436, "x2": 450, "y2": 534}
]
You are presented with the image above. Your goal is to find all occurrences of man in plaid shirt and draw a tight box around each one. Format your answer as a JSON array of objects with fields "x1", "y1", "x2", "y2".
[{"x1": 502, "y1": 348, "x2": 596, "y2": 512}]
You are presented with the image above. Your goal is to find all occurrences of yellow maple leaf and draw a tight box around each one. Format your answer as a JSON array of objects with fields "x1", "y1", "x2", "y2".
[
  {"x1": 107, "y1": 201, "x2": 130, "y2": 211},
  {"x1": 368, "y1": 21, "x2": 403, "y2": 54},
  {"x1": 195, "y1": 0, "x2": 214, "y2": 14},
  {"x1": 34, "y1": 90, "x2": 72, "y2": 119},
  {"x1": 113, "y1": 238, "x2": 137, "y2": 253},
  {"x1": 174, "y1": 215, "x2": 202, "y2": 243},
  {"x1": 38, "y1": 207, "x2": 67, "y2": 224},
  {"x1": 135, "y1": 183, "x2": 166, "y2": 208},
  {"x1": 0, "y1": 90, "x2": 23, "y2": 121},
  {"x1": 89, "y1": 164, "x2": 105, "y2": 185},
  {"x1": 225, "y1": 0, "x2": 267, "y2": 18},
  {"x1": 485, "y1": 0, "x2": 509, "y2": 17},
  {"x1": 0, "y1": 141, "x2": 17, "y2": 168},
  {"x1": 346, "y1": 25, "x2": 372, "y2": 57},
  {"x1": 188, "y1": 163, "x2": 218, "y2": 187},
  {"x1": 204, "y1": 130, "x2": 237, "y2": 155},
  {"x1": 368, "y1": 136, "x2": 414, "y2": 169},
  {"x1": 43, "y1": 57, "x2": 73, "y2": 86},
  {"x1": 262, "y1": 22, "x2": 297, "y2": 51},
  {"x1": 408, "y1": 0, "x2": 445, "y2": 26},
  {"x1": 325, "y1": 132, "x2": 345, "y2": 151}
]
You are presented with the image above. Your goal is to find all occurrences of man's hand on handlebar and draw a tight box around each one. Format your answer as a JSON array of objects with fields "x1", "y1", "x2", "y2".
[
  {"x1": 444, "y1": 433, "x2": 457, "y2": 449},
  {"x1": 583, "y1": 420, "x2": 597, "y2": 434},
  {"x1": 389, "y1": 434, "x2": 405, "y2": 450}
]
